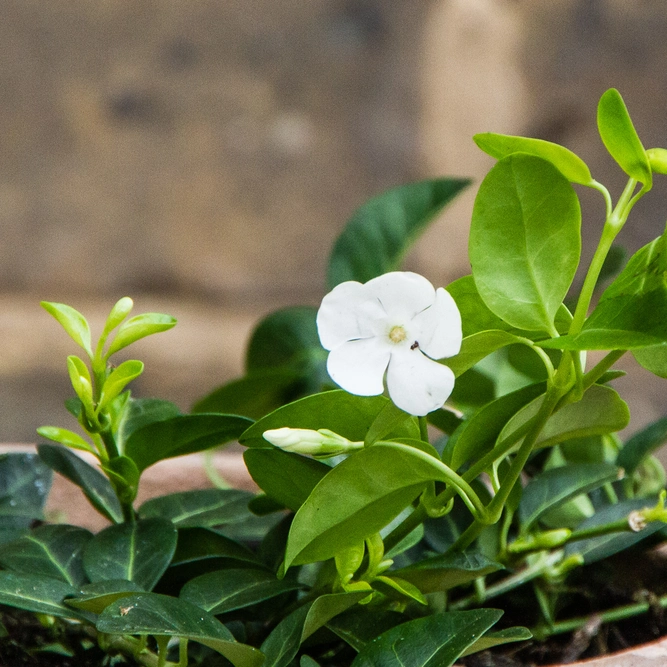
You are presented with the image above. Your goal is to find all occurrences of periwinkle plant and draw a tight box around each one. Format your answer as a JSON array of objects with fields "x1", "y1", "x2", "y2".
[{"x1": 0, "y1": 88, "x2": 666, "y2": 666}]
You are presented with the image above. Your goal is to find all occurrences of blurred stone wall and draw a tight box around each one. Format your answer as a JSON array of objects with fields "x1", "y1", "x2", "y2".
[{"x1": 1, "y1": 0, "x2": 667, "y2": 441}]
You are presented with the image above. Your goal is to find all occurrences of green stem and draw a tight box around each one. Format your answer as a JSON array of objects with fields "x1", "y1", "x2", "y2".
[
  {"x1": 581, "y1": 349, "x2": 626, "y2": 391},
  {"x1": 418, "y1": 416, "x2": 429, "y2": 443},
  {"x1": 567, "y1": 518, "x2": 631, "y2": 542}
]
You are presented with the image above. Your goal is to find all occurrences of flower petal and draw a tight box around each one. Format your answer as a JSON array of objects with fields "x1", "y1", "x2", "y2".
[
  {"x1": 364, "y1": 272, "x2": 435, "y2": 323},
  {"x1": 386, "y1": 347, "x2": 455, "y2": 416},
  {"x1": 410, "y1": 287, "x2": 462, "y2": 359},
  {"x1": 326, "y1": 338, "x2": 390, "y2": 396},
  {"x1": 317, "y1": 281, "x2": 385, "y2": 350}
]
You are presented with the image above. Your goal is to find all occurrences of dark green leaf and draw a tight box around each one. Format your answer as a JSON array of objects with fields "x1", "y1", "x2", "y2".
[
  {"x1": 462, "y1": 626, "x2": 532, "y2": 657},
  {"x1": 327, "y1": 608, "x2": 406, "y2": 652},
  {"x1": 617, "y1": 416, "x2": 667, "y2": 475},
  {"x1": 518, "y1": 464, "x2": 621, "y2": 532},
  {"x1": 350, "y1": 610, "x2": 503, "y2": 667},
  {"x1": 0, "y1": 524, "x2": 93, "y2": 587},
  {"x1": 597, "y1": 88, "x2": 651, "y2": 187},
  {"x1": 125, "y1": 413, "x2": 252, "y2": 472},
  {"x1": 102, "y1": 455, "x2": 140, "y2": 505},
  {"x1": 83, "y1": 518, "x2": 177, "y2": 590},
  {"x1": 180, "y1": 568, "x2": 301, "y2": 614},
  {"x1": 327, "y1": 179, "x2": 470, "y2": 288},
  {"x1": 97, "y1": 592, "x2": 264, "y2": 667},
  {"x1": 470, "y1": 154, "x2": 581, "y2": 332},
  {"x1": 37, "y1": 445, "x2": 122, "y2": 524},
  {"x1": 0, "y1": 572, "x2": 82, "y2": 619},
  {"x1": 65, "y1": 579, "x2": 144, "y2": 614},
  {"x1": 139, "y1": 489, "x2": 255, "y2": 528},
  {"x1": 244, "y1": 449, "x2": 329, "y2": 512},
  {"x1": 116, "y1": 398, "x2": 182, "y2": 449},
  {"x1": 171, "y1": 527, "x2": 260, "y2": 568}
]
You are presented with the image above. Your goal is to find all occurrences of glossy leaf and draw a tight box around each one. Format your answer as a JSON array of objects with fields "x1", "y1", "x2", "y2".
[
  {"x1": 498, "y1": 385, "x2": 629, "y2": 452},
  {"x1": 241, "y1": 391, "x2": 418, "y2": 448},
  {"x1": 469, "y1": 154, "x2": 581, "y2": 332},
  {"x1": 97, "y1": 592, "x2": 264, "y2": 667},
  {"x1": 351, "y1": 609, "x2": 503, "y2": 667},
  {"x1": 327, "y1": 609, "x2": 406, "y2": 652},
  {"x1": 65, "y1": 579, "x2": 144, "y2": 614},
  {"x1": 0, "y1": 572, "x2": 81, "y2": 620},
  {"x1": 364, "y1": 402, "x2": 416, "y2": 447},
  {"x1": 442, "y1": 383, "x2": 546, "y2": 471},
  {"x1": 116, "y1": 397, "x2": 181, "y2": 448},
  {"x1": 180, "y1": 568, "x2": 301, "y2": 614},
  {"x1": 37, "y1": 444, "x2": 122, "y2": 524},
  {"x1": 139, "y1": 489, "x2": 255, "y2": 528},
  {"x1": 102, "y1": 297, "x2": 134, "y2": 338},
  {"x1": 0, "y1": 453, "x2": 52, "y2": 521},
  {"x1": 171, "y1": 527, "x2": 260, "y2": 568},
  {"x1": 125, "y1": 413, "x2": 252, "y2": 471},
  {"x1": 327, "y1": 178, "x2": 470, "y2": 288},
  {"x1": 41, "y1": 301, "x2": 93, "y2": 357},
  {"x1": 244, "y1": 449, "x2": 329, "y2": 512},
  {"x1": 462, "y1": 626, "x2": 532, "y2": 658},
  {"x1": 541, "y1": 236, "x2": 667, "y2": 350},
  {"x1": 36, "y1": 426, "x2": 94, "y2": 454},
  {"x1": 83, "y1": 518, "x2": 177, "y2": 590},
  {"x1": 98, "y1": 360, "x2": 144, "y2": 411},
  {"x1": 446, "y1": 331, "x2": 529, "y2": 378},
  {"x1": 261, "y1": 592, "x2": 367, "y2": 667},
  {"x1": 0, "y1": 524, "x2": 92, "y2": 587},
  {"x1": 597, "y1": 88, "x2": 651, "y2": 187},
  {"x1": 634, "y1": 343, "x2": 667, "y2": 378},
  {"x1": 284, "y1": 442, "x2": 466, "y2": 568},
  {"x1": 474, "y1": 132, "x2": 593, "y2": 185},
  {"x1": 372, "y1": 576, "x2": 427, "y2": 605},
  {"x1": 106, "y1": 312, "x2": 177, "y2": 358},
  {"x1": 617, "y1": 415, "x2": 667, "y2": 475},
  {"x1": 518, "y1": 463, "x2": 621, "y2": 532},
  {"x1": 392, "y1": 551, "x2": 502, "y2": 594}
]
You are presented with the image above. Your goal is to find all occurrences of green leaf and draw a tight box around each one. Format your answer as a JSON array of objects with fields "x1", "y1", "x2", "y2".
[
  {"x1": 37, "y1": 445, "x2": 123, "y2": 524},
  {"x1": 0, "y1": 524, "x2": 93, "y2": 587},
  {"x1": 106, "y1": 313, "x2": 177, "y2": 358},
  {"x1": 474, "y1": 132, "x2": 593, "y2": 185},
  {"x1": 392, "y1": 551, "x2": 502, "y2": 594},
  {"x1": 565, "y1": 497, "x2": 664, "y2": 564},
  {"x1": 372, "y1": 576, "x2": 427, "y2": 605},
  {"x1": 180, "y1": 568, "x2": 301, "y2": 614},
  {"x1": 98, "y1": 360, "x2": 144, "y2": 411},
  {"x1": 261, "y1": 592, "x2": 368, "y2": 667},
  {"x1": 65, "y1": 579, "x2": 144, "y2": 614},
  {"x1": 240, "y1": 391, "x2": 418, "y2": 448},
  {"x1": 139, "y1": 489, "x2": 255, "y2": 528},
  {"x1": 125, "y1": 413, "x2": 252, "y2": 472},
  {"x1": 0, "y1": 572, "x2": 81, "y2": 620},
  {"x1": 102, "y1": 297, "x2": 134, "y2": 338},
  {"x1": 284, "y1": 443, "x2": 467, "y2": 568},
  {"x1": 462, "y1": 626, "x2": 532, "y2": 658},
  {"x1": 96, "y1": 592, "x2": 264, "y2": 667},
  {"x1": 597, "y1": 88, "x2": 651, "y2": 187},
  {"x1": 67, "y1": 355, "x2": 93, "y2": 406},
  {"x1": 83, "y1": 518, "x2": 177, "y2": 590},
  {"x1": 36, "y1": 426, "x2": 94, "y2": 454},
  {"x1": 469, "y1": 154, "x2": 581, "y2": 332},
  {"x1": 115, "y1": 397, "x2": 181, "y2": 450},
  {"x1": 0, "y1": 453, "x2": 52, "y2": 523},
  {"x1": 541, "y1": 236, "x2": 667, "y2": 350},
  {"x1": 446, "y1": 331, "x2": 530, "y2": 378},
  {"x1": 518, "y1": 463, "x2": 621, "y2": 532},
  {"x1": 634, "y1": 344, "x2": 667, "y2": 378},
  {"x1": 327, "y1": 178, "x2": 470, "y2": 288},
  {"x1": 364, "y1": 402, "x2": 417, "y2": 447},
  {"x1": 244, "y1": 449, "x2": 329, "y2": 512},
  {"x1": 617, "y1": 416, "x2": 667, "y2": 475},
  {"x1": 327, "y1": 608, "x2": 406, "y2": 652},
  {"x1": 498, "y1": 385, "x2": 629, "y2": 452},
  {"x1": 41, "y1": 301, "x2": 93, "y2": 357},
  {"x1": 442, "y1": 383, "x2": 546, "y2": 471},
  {"x1": 350, "y1": 610, "x2": 503, "y2": 667},
  {"x1": 101, "y1": 455, "x2": 140, "y2": 505},
  {"x1": 171, "y1": 527, "x2": 260, "y2": 568}
]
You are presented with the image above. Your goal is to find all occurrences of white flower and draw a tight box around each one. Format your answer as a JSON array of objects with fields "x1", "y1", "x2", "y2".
[
  {"x1": 316, "y1": 271, "x2": 462, "y2": 416},
  {"x1": 263, "y1": 427, "x2": 363, "y2": 457}
]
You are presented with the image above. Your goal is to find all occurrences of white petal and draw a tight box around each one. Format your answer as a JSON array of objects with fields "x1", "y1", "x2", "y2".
[
  {"x1": 386, "y1": 347, "x2": 455, "y2": 416},
  {"x1": 364, "y1": 272, "x2": 435, "y2": 323},
  {"x1": 327, "y1": 338, "x2": 390, "y2": 396},
  {"x1": 317, "y1": 281, "x2": 384, "y2": 350},
  {"x1": 410, "y1": 288, "x2": 462, "y2": 359}
]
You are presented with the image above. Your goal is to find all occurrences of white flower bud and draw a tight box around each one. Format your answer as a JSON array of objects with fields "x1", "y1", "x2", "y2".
[{"x1": 263, "y1": 427, "x2": 363, "y2": 457}]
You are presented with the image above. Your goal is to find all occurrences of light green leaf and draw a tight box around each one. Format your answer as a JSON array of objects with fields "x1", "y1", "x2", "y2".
[
  {"x1": 102, "y1": 297, "x2": 134, "y2": 339},
  {"x1": 41, "y1": 301, "x2": 93, "y2": 357},
  {"x1": 469, "y1": 154, "x2": 581, "y2": 332},
  {"x1": 97, "y1": 592, "x2": 264, "y2": 667},
  {"x1": 67, "y1": 355, "x2": 93, "y2": 406},
  {"x1": 36, "y1": 426, "x2": 94, "y2": 454},
  {"x1": 474, "y1": 132, "x2": 593, "y2": 185},
  {"x1": 180, "y1": 568, "x2": 301, "y2": 614},
  {"x1": 0, "y1": 524, "x2": 93, "y2": 587},
  {"x1": 83, "y1": 518, "x2": 177, "y2": 590},
  {"x1": 634, "y1": 344, "x2": 667, "y2": 378},
  {"x1": 37, "y1": 445, "x2": 123, "y2": 524},
  {"x1": 372, "y1": 576, "x2": 427, "y2": 605},
  {"x1": 462, "y1": 626, "x2": 532, "y2": 658},
  {"x1": 446, "y1": 331, "x2": 529, "y2": 378},
  {"x1": 139, "y1": 489, "x2": 255, "y2": 528},
  {"x1": 106, "y1": 313, "x2": 176, "y2": 358},
  {"x1": 518, "y1": 463, "x2": 621, "y2": 532},
  {"x1": 65, "y1": 579, "x2": 144, "y2": 614},
  {"x1": 597, "y1": 88, "x2": 651, "y2": 187},
  {"x1": 327, "y1": 179, "x2": 470, "y2": 288},
  {"x1": 98, "y1": 360, "x2": 144, "y2": 411},
  {"x1": 101, "y1": 455, "x2": 140, "y2": 505},
  {"x1": 351, "y1": 610, "x2": 503, "y2": 667}
]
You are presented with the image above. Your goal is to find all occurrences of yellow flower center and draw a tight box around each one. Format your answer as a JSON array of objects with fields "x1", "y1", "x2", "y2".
[{"x1": 388, "y1": 325, "x2": 407, "y2": 344}]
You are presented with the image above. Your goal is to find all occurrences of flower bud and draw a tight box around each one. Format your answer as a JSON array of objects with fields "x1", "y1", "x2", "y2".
[{"x1": 262, "y1": 427, "x2": 363, "y2": 457}]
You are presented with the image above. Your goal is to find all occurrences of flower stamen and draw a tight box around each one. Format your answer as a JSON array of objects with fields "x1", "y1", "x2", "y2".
[{"x1": 388, "y1": 325, "x2": 407, "y2": 344}]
